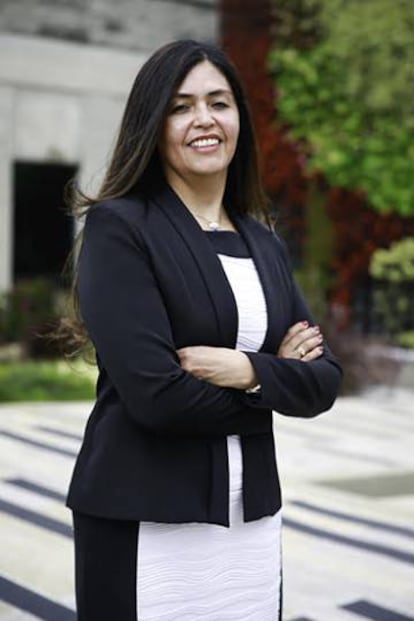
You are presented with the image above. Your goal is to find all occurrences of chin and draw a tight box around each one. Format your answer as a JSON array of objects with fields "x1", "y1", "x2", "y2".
[{"x1": 190, "y1": 163, "x2": 230, "y2": 176}]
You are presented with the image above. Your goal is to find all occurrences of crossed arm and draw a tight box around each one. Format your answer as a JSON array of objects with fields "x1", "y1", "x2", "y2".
[
  {"x1": 80, "y1": 205, "x2": 342, "y2": 428},
  {"x1": 177, "y1": 321, "x2": 324, "y2": 390}
]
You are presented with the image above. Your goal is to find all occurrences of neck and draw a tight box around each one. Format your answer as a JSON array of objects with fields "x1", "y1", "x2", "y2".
[{"x1": 165, "y1": 171, "x2": 227, "y2": 220}]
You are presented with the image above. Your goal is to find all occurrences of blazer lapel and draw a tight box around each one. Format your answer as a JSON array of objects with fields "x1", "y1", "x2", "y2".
[{"x1": 151, "y1": 183, "x2": 238, "y2": 349}]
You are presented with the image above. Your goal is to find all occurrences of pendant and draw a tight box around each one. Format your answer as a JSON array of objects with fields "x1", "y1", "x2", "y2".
[{"x1": 208, "y1": 221, "x2": 220, "y2": 231}]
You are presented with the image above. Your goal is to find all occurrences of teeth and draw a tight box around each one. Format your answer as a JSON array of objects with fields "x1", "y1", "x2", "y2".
[{"x1": 190, "y1": 138, "x2": 220, "y2": 148}]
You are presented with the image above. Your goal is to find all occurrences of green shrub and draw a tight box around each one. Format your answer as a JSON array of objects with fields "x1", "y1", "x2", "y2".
[
  {"x1": 0, "y1": 359, "x2": 96, "y2": 402},
  {"x1": 369, "y1": 238, "x2": 414, "y2": 345},
  {"x1": 0, "y1": 278, "x2": 66, "y2": 358}
]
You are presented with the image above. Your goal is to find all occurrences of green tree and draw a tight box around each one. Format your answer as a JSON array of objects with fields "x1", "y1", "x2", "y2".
[{"x1": 269, "y1": 0, "x2": 414, "y2": 215}]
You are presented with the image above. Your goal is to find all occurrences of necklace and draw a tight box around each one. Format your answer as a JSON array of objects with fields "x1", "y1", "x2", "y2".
[{"x1": 191, "y1": 210, "x2": 223, "y2": 231}]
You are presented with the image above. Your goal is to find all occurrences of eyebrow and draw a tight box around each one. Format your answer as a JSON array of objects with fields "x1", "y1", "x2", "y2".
[{"x1": 173, "y1": 89, "x2": 233, "y2": 99}]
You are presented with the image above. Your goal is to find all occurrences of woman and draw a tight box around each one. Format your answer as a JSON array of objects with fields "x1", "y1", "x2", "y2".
[{"x1": 66, "y1": 40, "x2": 342, "y2": 620}]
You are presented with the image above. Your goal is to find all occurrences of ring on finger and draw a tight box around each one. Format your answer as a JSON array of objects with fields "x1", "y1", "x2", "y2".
[{"x1": 296, "y1": 345, "x2": 306, "y2": 359}]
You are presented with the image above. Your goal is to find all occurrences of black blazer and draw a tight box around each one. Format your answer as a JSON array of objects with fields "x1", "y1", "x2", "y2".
[{"x1": 66, "y1": 183, "x2": 342, "y2": 526}]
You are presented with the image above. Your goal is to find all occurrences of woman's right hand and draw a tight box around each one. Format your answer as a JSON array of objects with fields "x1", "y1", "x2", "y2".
[{"x1": 277, "y1": 321, "x2": 324, "y2": 362}]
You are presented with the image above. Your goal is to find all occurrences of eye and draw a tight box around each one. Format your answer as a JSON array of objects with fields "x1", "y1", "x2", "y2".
[
  {"x1": 211, "y1": 101, "x2": 229, "y2": 110},
  {"x1": 170, "y1": 103, "x2": 190, "y2": 114}
]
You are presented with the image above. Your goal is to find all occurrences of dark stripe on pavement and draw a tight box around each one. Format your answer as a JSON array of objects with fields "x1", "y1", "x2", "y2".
[
  {"x1": 36, "y1": 425, "x2": 83, "y2": 442},
  {"x1": 0, "y1": 499, "x2": 72, "y2": 538},
  {"x1": 5, "y1": 478, "x2": 66, "y2": 502},
  {"x1": 284, "y1": 517, "x2": 414, "y2": 566},
  {"x1": 291, "y1": 500, "x2": 414, "y2": 538},
  {"x1": 342, "y1": 599, "x2": 413, "y2": 620},
  {"x1": 156, "y1": 0, "x2": 213, "y2": 12},
  {"x1": 0, "y1": 575, "x2": 75, "y2": 620},
  {"x1": 0, "y1": 430, "x2": 77, "y2": 457}
]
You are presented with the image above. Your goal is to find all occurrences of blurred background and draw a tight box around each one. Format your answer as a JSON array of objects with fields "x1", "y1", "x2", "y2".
[
  {"x1": 0, "y1": 0, "x2": 413, "y2": 398},
  {"x1": 0, "y1": 2, "x2": 413, "y2": 620}
]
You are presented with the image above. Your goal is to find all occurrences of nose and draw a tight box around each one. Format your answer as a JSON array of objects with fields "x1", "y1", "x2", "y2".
[{"x1": 193, "y1": 102, "x2": 214, "y2": 127}]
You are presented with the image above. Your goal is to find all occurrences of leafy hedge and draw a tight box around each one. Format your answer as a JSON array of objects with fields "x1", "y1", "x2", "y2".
[{"x1": 0, "y1": 360, "x2": 96, "y2": 402}]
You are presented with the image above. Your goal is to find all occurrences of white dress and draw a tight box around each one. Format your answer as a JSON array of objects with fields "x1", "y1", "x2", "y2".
[{"x1": 136, "y1": 231, "x2": 282, "y2": 621}]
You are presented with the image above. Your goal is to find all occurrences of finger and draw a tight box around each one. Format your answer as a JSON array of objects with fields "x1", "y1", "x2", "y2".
[
  {"x1": 176, "y1": 346, "x2": 203, "y2": 363},
  {"x1": 302, "y1": 345, "x2": 324, "y2": 362},
  {"x1": 280, "y1": 328, "x2": 322, "y2": 360},
  {"x1": 176, "y1": 348, "x2": 196, "y2": 371},
  {"x1": 282, "y1": 321, "x2": 310, "y2": 346},
  {"x1": 300, "y1": 333, "x2": 324, "y2": 353},
  {"x1": 279, "y1": 323, "x2": 311, "y2": 353},
  {"x1": 289, "y1": 326, "x2": 321, "y2": 353}
]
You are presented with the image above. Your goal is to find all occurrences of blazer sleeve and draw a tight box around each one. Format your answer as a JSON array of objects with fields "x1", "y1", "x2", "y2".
[
  {"x1": 243, "y1": 235, "x2": 343, "y2": 418},
  {"x1": 77, "y1": 204, "x2": 270, "y2": 436}
]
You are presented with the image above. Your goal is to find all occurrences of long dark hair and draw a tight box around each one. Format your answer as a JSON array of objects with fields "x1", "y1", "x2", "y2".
[{"x1": 62, "y1": 40, "x2": 270, "y2": 353}]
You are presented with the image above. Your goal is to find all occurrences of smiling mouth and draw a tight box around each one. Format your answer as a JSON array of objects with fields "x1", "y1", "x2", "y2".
[{"x1": 189, "y1": 138, "x2": 221, "y2": 148}]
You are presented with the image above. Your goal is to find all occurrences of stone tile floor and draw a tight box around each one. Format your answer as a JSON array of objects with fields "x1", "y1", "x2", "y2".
[{"x1": 0, "y1": 387, "x2": 413, "y2": 620}]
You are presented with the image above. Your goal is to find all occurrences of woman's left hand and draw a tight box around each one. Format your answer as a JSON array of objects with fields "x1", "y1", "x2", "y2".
[{"x1": 176, "y1": 346, "x2": 257, "y2": 390}]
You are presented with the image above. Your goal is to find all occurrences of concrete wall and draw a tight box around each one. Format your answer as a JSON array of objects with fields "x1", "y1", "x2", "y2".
[
  {"x1": 0, "y1": 33, "x2": 145, "y2": 291},
  {"x1": 0, "y1": 86, "x2": 14, "y2": 293},
  {"x1": 0, "y1": 0, "x2": 218, "y2": 52},
  {"x1": 0, "y1": 1, "x2": 219, "y2": 291}
]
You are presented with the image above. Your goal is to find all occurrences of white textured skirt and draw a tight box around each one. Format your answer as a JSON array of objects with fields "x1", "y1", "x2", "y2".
[{"x1": 136, "y1": 436, "x2": 282, "y2": 620}]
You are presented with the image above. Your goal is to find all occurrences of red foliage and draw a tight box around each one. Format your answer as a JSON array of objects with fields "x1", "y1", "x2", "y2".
[
  {"x1": 220, "y1": 0, "x2": 414, "y2": 324},
  {"x1": 220, "y1": 1, "x2": 305, "y2": 197},
  {"x1": 327, "y1": 188, "x2": 414, "y2": 307}
]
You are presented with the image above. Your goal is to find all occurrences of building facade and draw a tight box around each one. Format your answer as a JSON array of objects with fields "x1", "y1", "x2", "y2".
[{"x1": 0, "y1": 0, "x2": 218, "y2": 291}]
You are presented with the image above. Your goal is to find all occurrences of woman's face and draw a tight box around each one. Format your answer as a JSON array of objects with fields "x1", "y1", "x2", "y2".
[{"x1": 159, "y1": 60, "x2": 240, "y2": 185}]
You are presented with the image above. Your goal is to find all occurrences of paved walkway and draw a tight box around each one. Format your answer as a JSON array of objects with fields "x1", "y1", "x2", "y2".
[{"x1": 0, "y1": 388, "x2": 413, "y2": 620}]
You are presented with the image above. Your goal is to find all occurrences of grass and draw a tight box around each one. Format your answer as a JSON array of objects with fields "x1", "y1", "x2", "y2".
[{"x1": 0, "y1": 358, "x2": 97, "y2": 402}]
